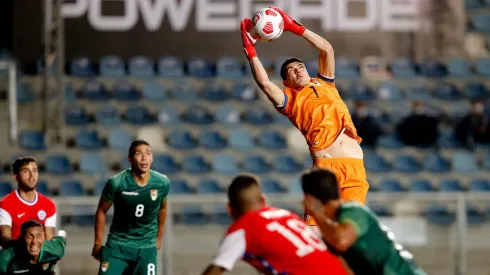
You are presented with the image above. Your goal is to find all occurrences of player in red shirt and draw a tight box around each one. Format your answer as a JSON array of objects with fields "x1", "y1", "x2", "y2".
[
  {"x1": 0, "y1": 156, "x2": 56, "y2": 246},
  {"x1": 200, "y1": 174, "x2": 348, "y2": 275}
]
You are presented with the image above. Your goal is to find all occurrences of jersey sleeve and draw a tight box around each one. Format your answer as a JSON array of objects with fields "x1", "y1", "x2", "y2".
[
  {"x1": 338, "y1": 205, "x2": 371, "y2": 237},
  {"x1": 211, "y1": 229, "x2": 246, "y2": 271},
  {"x1": 317, "y1": 73, "x2": 335, "y2": 84},
  {"x1": 275, "y1": 89, "x2": 292, "y2": 116},
  {"x1": 160, "y1": 175, "x2": 170, "y2": 202},
  {"x1": 101, "y1": 178, "x2": 118, "y2": 203},
  {"x1": 42, "y1": 236, "x2": 66, "y2": 260},
  {"x1": 0, "y1": 247, "x2": 15, "y2": 273},
  {"x1": 0, "y1": 208, "x2": 12, "y2": 227},
  {"x1": 44, "y1": 199, "x2": 57, "y2": 228}
]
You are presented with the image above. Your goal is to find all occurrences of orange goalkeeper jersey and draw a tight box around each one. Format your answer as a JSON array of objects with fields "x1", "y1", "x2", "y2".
[{"x1": 276, "y1": 74, "x2": 362, "y2": 152}]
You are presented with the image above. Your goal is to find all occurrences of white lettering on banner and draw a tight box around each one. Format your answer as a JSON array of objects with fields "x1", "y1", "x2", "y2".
[{"x1": 61, "y1": 0, "x2": 420, "y2": 32}]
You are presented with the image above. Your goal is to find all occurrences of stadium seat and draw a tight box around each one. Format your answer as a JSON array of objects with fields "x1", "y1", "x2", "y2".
[
  {"x1": 59, "y1": 180, "x2": 85, "y2": 196},
  {"x1": 242, "y1": 155, "x2": 271, "y2": 174},
  {"x1": 201, "y1": 82, "x2": 229, "y2": 101},
  {"x1": 94, "y1": 179, "x2": 106, "y2": 196},
  {"x1": 166, "y1": 130, "x2": 197, "y2": 149},
  {"x1": 113, "y1": 81, "x2": 140, "y2": 101},
  {"x1": 158, "y1": 56, "x2": 184, "y2": 77},
  {"x1": 446, "y1": 57, "x2": 472, "y2": 77},
  {"x1": 212, "y1": 153, "x2": 239, "y2": 176},
  {"x1": 70, "y1": 56, "x2": 96, "y2": 77},
  {"x1": 75, "y1": 130, "x2": 103, "y2": 149},
  {"x1": 420, "y1": 59, "x2": 447, "y2": 77},
  {"x1": 95, "y1": 104, "x2": 121, "y2": 126},
  {"x1": 244, "y1": 107, "x2": 274, "y2": 125},
  {"x1": 80, "y1": 153, "x2": 108, "y2": 175},
  {"x1": 466, "y1": 205, "x2": 485, "y2": 225},
  {"x1": 434, "y1": 82, "x2": 462, "y2": 100},
  {"x1": 99, "y1": 55, "x2": 125, "y2": 77},
  {"x1": 125, "y1": 106, "x2": 155, "y2": 125},
  {"x1": 128, "y1": 56, "x2": 154, "y2": 77},
  {"x1": 0, "y1": 182, "x2": 12, "y2": 197},
  {"x1": 273, "y1": 155, "x2": 302, "y2": 174},
  {"x1": 107, "y1": 129, "x2": 133, "y2": 151},
  {"x1": 257, "y1": 130, "x2": 287, "y2": 149},
  {"x1": 182, "y1": 155, "x2": 211, "y2": 174},
  {"x1": 152, "y1": 154, "x2": 180, "y2": 174},
  {"x1": 465, "y1": 0, "x2": 483, "y2": 9},
  {"x1": 199, "y1": 130, "x2": 227, "y2": 149},
  {"x1": 405, "y1": 83, "x2": 433, "y2": 101},
  {"x1": 180, "y1": 206, "x2": 207, "y2": 225},
  {"x1": 409, "y1": 179, "x2": 435, "y2": 192},
  {"x1": 376, "y1": 82, "x2": 403, "y2": 100},
  {"x1": 157, "y1": 105, "x2": 180, "y2": 125},
  {"x1": 349, "y1": 82, "x2": 375, "y2": 100},
  {"x1": 475, "y1": 57, "x2": 490, "y2": 76},
  {"x1": 216, "y1": 56, "x2": 243, "y2": 78},
  {"x1": 439, "y1": 179, "x2": 465, "y2": 192},
  {"x1": 464, "y1": 81, "x2": 488, "y2": 99},
  {"x1": 64, "y1": 83, "x2": 76, "y2": 102},
  {"x1": 65, "y1": 104, "x2": 90, "y2": 125},
  {"x1": 46, "y1": 154, "x2": 73, "y2": 175},
  {"x1": 394, "y1": 155, "x2": 422, "y2": 173},
  {"x1": 170, "y1": 82, "x2": 199, "y2": 101},
  {"x1": 369, "y1": 204, "x2": 393, "y2": 217},
  {"x1": 472, "y1": 14, "x2": 490, "y2": 33},
  {"x1": 81, "y1": 81, "x2": 110, "y2": 101},
  {"x1": 422, "y1": 152, "x2": 451, "y2": 173},
  {"x1": 438, "y1": 129, "x2": 462, "y2": 149},
  {"x1": 182, "y1": 106, "x2": 214, "y2": 125},
  {"x1": 142, "y1": 81, "x2": 168, "y2": 101},
  {"x1": 423, "y1": 204, "x2": 454, "y2": 225},
  {"x1": 20, "y1": 130, "x2": 45, "y2": 150},
  {"x1": 211, "y1": 206, "x2": 232, "y2": 225},
  {"x1": 188, "y1": 57, "x2": 214, "y2": 77},
  {"x1": 288, "y1": 177, "x2": 302, "y2": 194},
  {"x1": 364, "y1": 153, "x2": 392, "y2": 173},
  {"x1": 377, "y1": 134, "x2": 404, "y2": 149},
  {"x1": 231, "y1": 82, "x2": 259, "y2": 102},
  {"x1": 197, "y1": 179, "x2": 223, "y2": 194},
  {"x1": 170, "y1": 179, "x2": 194, "y2": 194},
  {"x1": 390, "y1": 57, "x2": 416, "y2": 78},
  {"x1": 261, "y1": 179, "x2": 286, "y2": 194},
  {"x1": 229, "y1": 128, "x2": 255, "y2": 151},
  {"x1": 305, "y1": 59, "x2": 319, "y2": 76},
  {"x1": 469, "y1": 179, "x2": 490, "y2": 191},
  {"x1": 36, "y1": 181, "x2": 49, "y2": 195},
  {"x1": 452, "y1": 151, "x2": 480, "y2": 172},
  {"x1": 216, "y1": 104, "x2": 241, "y2": 126},
  {"x1": 379, "y1": 179, "x2": 404, "y2": 192},
  {"x1": 17, "y1": 82, "x2": 34, "y2": 103},
  {"x1": 335, "y1": 57, "x2": 360, "y2": 78}
]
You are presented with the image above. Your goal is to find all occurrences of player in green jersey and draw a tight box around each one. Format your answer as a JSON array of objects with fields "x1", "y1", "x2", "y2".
[
  {"x1": 0, "y1": 220, "x2": 66, "y2": 275},
  {"x1": 92, "y1": 140, "x2": 171, "y2": 275},
  {"x1": 301, "y1": 168, "x2": 427, "y2": 275}
]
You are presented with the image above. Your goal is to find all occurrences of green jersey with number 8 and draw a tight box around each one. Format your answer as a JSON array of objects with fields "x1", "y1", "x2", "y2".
[
  {"x1": 102, "y1": 169, "x2": 170, "y2": 248},
  {"x1": 338, "y1": 202, "x2": 426, "y2": 275}
]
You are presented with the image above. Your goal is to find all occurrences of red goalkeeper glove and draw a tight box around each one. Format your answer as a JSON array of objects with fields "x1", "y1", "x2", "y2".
[
  {"x1": 240, "y1": 18, "x2": 257, "y2": 60},
  {"x1": 269, "y1": 6, "x2": 306, "y2": 36}
]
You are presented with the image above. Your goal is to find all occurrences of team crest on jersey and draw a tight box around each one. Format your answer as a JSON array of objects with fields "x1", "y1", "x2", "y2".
[
  {"x1": 150, "y1": 190, "x2": 158, "y2": 201},
  {"x1": 42, "y1": 263, "x2": 49, "y2": 271},
  {"x1": 101, "y1": 262, "x2": 109, "y2": 272},
  {"x1": 37, "y1": 210, "x2": 47, "y2": 221}
]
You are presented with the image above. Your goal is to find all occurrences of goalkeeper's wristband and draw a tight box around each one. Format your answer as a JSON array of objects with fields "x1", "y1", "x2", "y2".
[
  {"x1": 291, "y1": 21, "x2": 306, "y2": 36},
  {"x1": 244, "y1": 46, "x2": 257, "y2": 59}
]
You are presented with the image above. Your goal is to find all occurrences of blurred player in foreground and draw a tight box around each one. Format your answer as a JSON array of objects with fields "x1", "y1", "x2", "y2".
[
  {"x1": 92, "y1": 140, "x2": 170, "y2": 275},
  {"x1": 241, "y1": 7, "x2": 369, "y2": 226},
  {"x1": 0, "y1": 157, "x2": 57, "y2": 247},
  {"x1": 201, "y1": 174, "x2": 348, "y2": 275},
  {"x1": 0, "y1": 220, "x2": 66, "y2": 275},
  {"x1": 302, "y1": 168, "x2": 427, "y2": 275}
]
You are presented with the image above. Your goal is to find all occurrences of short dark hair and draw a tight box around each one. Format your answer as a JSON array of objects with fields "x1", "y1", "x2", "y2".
[
  {"x1": 20, "y1": 220, "x2": 43, "y2": 238},
  {"x1": 280, "y1": 57, "x2": 304, "y2": 80},
  {"x1": 301, "y1": 168, "x2": 340, "y2": 203},
  {"x1": 128, "y1": 140, "x2": 150, "y2": 157},
  {"x1": 227, "y1": 173, "x2": 261, "y2": 211},
  {"x1": 12, "y1": 156, "x2": 37, "y2": 175}
]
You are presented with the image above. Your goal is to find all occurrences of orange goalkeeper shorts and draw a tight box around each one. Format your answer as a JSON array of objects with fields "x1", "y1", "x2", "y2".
[{"x1": 304, "y1": 158, "x2": 369, "y2": 226}]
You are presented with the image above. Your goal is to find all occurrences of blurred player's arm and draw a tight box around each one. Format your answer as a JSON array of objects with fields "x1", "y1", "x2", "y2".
[
  {"x1": 240, "y1": 19, "x2": 284, "y2": 106},
  {"x1": 0, "y1": 208, "x2": 12, "y2": 246},
  {"x1": 156, "y1": 199, "x2": 167, "y2": 250},
  {"x1": 201, "y1": 229, "x2": 246, "y2": 275}
]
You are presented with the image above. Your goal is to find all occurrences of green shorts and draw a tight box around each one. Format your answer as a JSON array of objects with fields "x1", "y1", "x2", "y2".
[{"x1": 98, "y1": 242, "x2": 157, "y2": 275}]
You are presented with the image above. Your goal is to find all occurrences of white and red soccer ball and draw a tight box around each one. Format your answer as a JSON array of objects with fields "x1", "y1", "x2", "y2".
[{"x1": 251, "y1": 8, "x2": 284, "y2": 41}]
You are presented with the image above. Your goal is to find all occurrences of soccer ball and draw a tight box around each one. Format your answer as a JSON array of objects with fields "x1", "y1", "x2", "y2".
[{"x1": 251, "y1": 8, "x2": 284, "y2": 41}]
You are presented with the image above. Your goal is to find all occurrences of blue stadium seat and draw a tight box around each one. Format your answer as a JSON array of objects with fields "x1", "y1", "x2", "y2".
[
  {"x1": 349, "y1": 82, "x2": 375, "y2": 100},
  {"x1": 17, "y1": 82, "x2": 34, "y2": 103},
  {"x1": 422, "y1": 152, "x2": 451, "y2": 173},
  {"x1": 125, "y1": 106, "x2": 155, "y2": 125},
  {"x1": 376, "y1": 82, "x2": 403, "y2": 100},
  {"x1": 261, "y1": 179, "x2": 286, "y2": 194},
  {"x1": 212, "y1": 153, "x2": 239, "y2": 176},
  {"x1": 65, "y1": 104, "x2": 90, "y2": 125},
  {"x1": 434, "y1": 82, "x2": 462, "y2": 100},
  {"x1": 305, "y1": 59, "x2": 319, "y2": 76},
  {"x1": 197, "y1": 179, "x2": 223, "y2": 194},
  {"x1": 201, "y1": 82, "x2": 229, "y2": 101},
  {"x1": 420, "y1": 59, "x2": 447, "y2": 77},
  {"x1": 152, "y1": 155, "x2": 180, "y2": 174},
  {"x1": 469, "y1": 179, "x2": 490, "y2": 191},
  {"x1": 390, "y1": 57, "x2": 416, "y2": 78},
  {"x1": 288, "y1": 177, "x2": 302, "y2": 194},
  {"x1": 244, "y1": 107, "x2": 274, "y2": 125},
  {"x1": 166, "y1": 130, "x2": 197, "y2": 149},
  {"x1": 64, "y1": 83, "x2": 76, "y2": 102},
  {"x1": 82, "y1": 81, "x2": 109, "y2": 101},
  {"x1": 75, "y1": 129, "x2": 103, "y2": 149},
  {"x1": 142, "y1": 81, "x2": 167, "y2": 101},
  {"x1": 465, "y1": 0, "x2": 483, "y2": 9},
  {"x1": 229, "y1": 128, "x2": 255, "y2": 151},
  {"x1": 452, "y1": 151, "x2": 480, "y2": 172},
  {"x1": 243, "y1": 155, "x2": 270, "y2": 174},
  {"x1": 46, "y1": 154, "x2": 73, "y2": 175},
  {"x1": 438, "y1": 129, "x2": 462, "y2": 148},
  {"x1": 94, "y1": 179, "x2": 106, "y2": 196},
  {"x1": 158, "y1": 56, "x2": 184, "y2": 77},
  {"x1": 199, "y1": 130, "x2": 227, "y2": 149},
  {"x1": 182, "y1": 155, "x2": 211, "y2": 174},
  {"x1": 211, "y1": 206, "x2": 232, "y2": 225},
  {"x1": 368, "y1": 204, "x2": 393, "y2": 217},
  {"x1": 475, "y1": 57, "x2": 490, "y2": 76},
  {"x1": 180, "y1": 206, "x2": 207, "y2": 225},
  {"x1": 405, "y1": 83, "x2": 433, "y2": 101},
  {"x1": 170, "y1": 82, "x2": 199, "y2": 101},
  {"x1": 394, "y1": 155, "x2": 422, "y2": 173},
  {"x1": 216, "y1": 105, "x2": 241, "y2": 126},
  {"x1": 423, "y1": 204, "x2": 454, "y2": 225},
  {"x1": 80, "y1": 153, "x2": 108, "y2": 175},
  {"x1": 335, "y1": 57, "x2": 359, "y2": 78},
  {"x1": 157, "y1": 105, "x2": 180, "y2": 125},
  {"x1": 107, "y1": 129, "x2": 133, "y2": 151},
  {"x1": 70, "y1": 56, "x2": 96, "y2": 77},
  {"x1": 472, "y1": 14, "x2": 490, "y2": 33},
  {"x1": 95, "y1": 104, "x2": 121, "y2": 126},
  {"x1": 257, "y1": 130, "x2": 287, "y2": 149},
  {"x1": 188, "y1": 57, "x2": 214, "y2": 77},
  {"x1": 20, "y1": 130, "x2": 45, "y2": 150},
  {"x1": 439, "y1": 179, "x2": 465, "y2": 192},
  {"x1": 245, "y1": 57, "x2": 273, "y2": 76},
  {"x1": 99, "y1": 55, "x2": 125, "y2": 77},
  {"x1": 273, "y1": 155, "x2": 302, "y2": 174},
  {"x1": 466, "y1": 206, "x2": 485, "y2": 225},
  {"x1": 409, "y1": 179, "x2": 435, "y2": 192},
  {"x1": 377, "y1": 134, "x2": 404, "y2": 149},
  {"x1": 447, "y1": 57, "x2": 472, "y2": 77},
  {"x1": 379, "y1": 179, "x2": 404, "y2": 192},
  {"x1": 216, "y1": 56, "x2": 243, "y2": 78},
  {"x1": 113, "y1": 81, "x2": 140, "y2": 101},
  {"x1": 170, "y1": 179, "x2": 194, "y2": 194},
  {"x1": 364, "y1": 153, "x2": 392, "y2": 173},
  {"x1": 231, "y1": 82, "x2": 258, "y2": 102},
  {"x1": 128, "y1": 56, "x2": 154, "y2": 77},
  {"x1": 59, "y1": 180, "x2": 85, "y2": 196},
  {"x1": 36, "y1": 181, "x2": 49, "y2": 195},
  {"x1": 0, "y1": 182, "x2": 12, "y2": 197},
  {"x1": 183, "y1": 106, "x2": 214, "y2": 125},
  {"x1": 464, "y1": 81, "x2": 488, "y2": 99}
]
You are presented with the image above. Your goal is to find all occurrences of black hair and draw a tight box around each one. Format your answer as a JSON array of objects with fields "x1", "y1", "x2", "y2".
[
  {"x1": 280, "y1": 57, "x2": 304, "y2": 80},
  {"x1": 227, "y1": 173, "x2": 261, "y2": 213},
  {"x1": 12, "y1": 156, "x2": 37, "y2": 175},
  {"x1": 301, "y1": 168, "x2": 340, "y2": 203},
  {"x1": 128, "y1": 140, "x2": 151, "y2": 157},
  {"x1": 20, "y1": 220, "x2": 43, "y2": 238}
]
